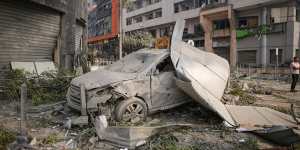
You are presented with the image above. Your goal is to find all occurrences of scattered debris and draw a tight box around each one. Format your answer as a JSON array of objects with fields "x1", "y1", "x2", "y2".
[
  {"x1": 71, "y1": 116, "x2": 89, "y2": 126},
  {"x1": 1, "y1": 20, "x2": 300, "y2": 150},
  {"x1": 0, "y1": 127, "x2": 17, "y2": 149}
]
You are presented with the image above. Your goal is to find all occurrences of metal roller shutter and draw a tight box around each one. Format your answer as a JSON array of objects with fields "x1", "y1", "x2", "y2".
[
  {"x1": 238, "y1": 50, "x2": 257, "y2": 64},
  {"x1": 0, "y1": 0, "x2": 61, "y2": 86},
  {"x1": 75, "y1": 24, "x2": 83, "y2": 53}
]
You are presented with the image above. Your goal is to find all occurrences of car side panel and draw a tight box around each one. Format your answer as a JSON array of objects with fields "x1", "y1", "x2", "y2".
[{"x1": 150, "y1": 71, "x2": 190, "y2": 111}]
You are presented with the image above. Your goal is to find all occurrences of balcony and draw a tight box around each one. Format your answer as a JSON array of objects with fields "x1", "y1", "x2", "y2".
[
  {"x1": 213, "y1": 41, "x2": 230, "y2": 48},
  {"x1": 201, "y1": 0, "x2": 228, "y2": 11},
  {"x1": 213, "y1": 28, "x2": 230, "y2": 38}
]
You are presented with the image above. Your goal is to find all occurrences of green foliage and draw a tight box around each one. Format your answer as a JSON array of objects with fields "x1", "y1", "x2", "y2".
[
  {"x1": 42, "y1": 133, "x2": 59, "y2": 145},
  {"x1": 150, "y1": 134, "x2": 179, "y2": 150},
  {"x1": 4, "y1": 69, "x2": 75, "y2": 105},
  {"x1": 4, "y1": 69, "x2": 29, "y2": 101},
  {"x1": 123, "y1": 31, "x2": 154, "y2": 54},
  {"x1": 122, "y1": 0, "x2": 134, "y2": 8},
  {"x1": 0, "y1": 127, "x2": 16, "y2": 150},
  {"x1": 236, "y1": 25, "x2": 271, "y2": 40},
  {"x1": 229, "y1": 83, "x2": 256, "y2": 105}
]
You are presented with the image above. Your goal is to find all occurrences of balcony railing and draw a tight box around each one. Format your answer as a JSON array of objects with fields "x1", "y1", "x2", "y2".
[
  {"x1": 183, "y1": 33, "x2": 204, "y2": 39},
  {"x1": 201, "y1": 0, "x2": 228, "y2": 10},
  {"x1": 213, "y1": 28, "x2": 230, "y2": 38},
  {"x1": 213, "y1": 41, "x2": 230, "y2": 47}
]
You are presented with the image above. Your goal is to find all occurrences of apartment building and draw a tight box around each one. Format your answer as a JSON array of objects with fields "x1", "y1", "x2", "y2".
[
  {"x1": 123, "y1": 0, "x2": 300, "y2": 66},
  {"x1": 88, "y1": 0, "x2": 120, "y2": 60},
  {"x1": 232, "y1": 0, "x2": 300, "y2": 66},
  {"x1": 123, "y1": 0, "x2": 205, "y2": 47}
]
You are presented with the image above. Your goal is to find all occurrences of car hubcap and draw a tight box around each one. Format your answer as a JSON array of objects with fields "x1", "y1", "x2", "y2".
[{"x1": 122, "y1": 103, "x2": 145, "y2": 123}]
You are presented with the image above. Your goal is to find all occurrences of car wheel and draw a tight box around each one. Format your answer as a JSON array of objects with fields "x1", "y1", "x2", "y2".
[{"x1": 115, "y1": 97, "x2": 147, "y2": 123}]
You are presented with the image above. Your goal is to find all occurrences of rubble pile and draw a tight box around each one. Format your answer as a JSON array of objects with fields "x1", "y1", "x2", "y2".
[{"x1": 223, "y1": 77, "x2": 275, "y2": 106}]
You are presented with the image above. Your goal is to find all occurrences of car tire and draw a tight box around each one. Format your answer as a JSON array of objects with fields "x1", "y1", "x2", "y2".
[{"x1": 115, "y1": 97, "x2": 148, "y2": 123}]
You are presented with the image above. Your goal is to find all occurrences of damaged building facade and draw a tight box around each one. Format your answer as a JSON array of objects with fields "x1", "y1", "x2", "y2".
[
  {"x1": 123, "y1": 0, "x2": 300, "y2": 66},
  {"x1": 0, "y1": 0, "x2": 87, "y2": 87}
]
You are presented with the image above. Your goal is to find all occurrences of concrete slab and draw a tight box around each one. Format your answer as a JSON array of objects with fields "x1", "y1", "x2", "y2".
[
  {"x1": 11, "y1": 62, "x2": 36, "y2": 74},
  {"x1": 35, "y1": 61, "x2": 56, "y2": 75}
]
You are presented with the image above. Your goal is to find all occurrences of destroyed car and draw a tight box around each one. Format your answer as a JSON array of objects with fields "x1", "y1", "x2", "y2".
[{"x1": 67, "y1": 48, "x2": 190, "y2": 123}]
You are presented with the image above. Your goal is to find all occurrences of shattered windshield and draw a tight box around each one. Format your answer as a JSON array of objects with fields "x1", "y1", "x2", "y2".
[{"x1": 105, "y1": 51, "x2": 160, "y2": 73}]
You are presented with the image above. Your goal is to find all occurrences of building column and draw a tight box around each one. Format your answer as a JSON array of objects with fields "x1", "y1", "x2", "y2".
[
  {"x1": 156, "y1": 29, "x2": 160, "y2": 38},
  {"x1": 286, "y1": 5, "x2": 297, "y2": 62},
  {"x1": 200, "y1": 15, "x2": 213, "y2": 52},
  {"x1": 229, "y1": 10, "x2": 237, "y2": 67},
  {"x1": 261, "y1": 7, "x2": 267, "y2": 67}
]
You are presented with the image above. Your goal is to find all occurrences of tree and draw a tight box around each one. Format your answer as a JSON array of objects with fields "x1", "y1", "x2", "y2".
[
  {"x1": 123, "y1": 31, "x2": 154, "y2": 54},
  {"x1": 119, "y1": 0, "x2": 135, "y2": 59}
]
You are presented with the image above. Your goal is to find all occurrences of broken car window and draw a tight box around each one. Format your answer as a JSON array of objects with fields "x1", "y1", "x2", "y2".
[
  {"x1": 106, "y1": 51, "x2": 161, "y2": 73},
  {"x1": 156, "y1": 56, "x2": 174, "y2": 73}
]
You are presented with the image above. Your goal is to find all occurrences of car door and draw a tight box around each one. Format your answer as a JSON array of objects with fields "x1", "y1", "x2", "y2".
[{"x1": 150, "y1": 57, "x2": 188, "y2": 110}]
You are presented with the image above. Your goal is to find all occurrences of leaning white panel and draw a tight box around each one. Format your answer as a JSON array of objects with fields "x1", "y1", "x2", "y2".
[{"x1": 170, "y1": 19, "x2": 236, "y2": 126}]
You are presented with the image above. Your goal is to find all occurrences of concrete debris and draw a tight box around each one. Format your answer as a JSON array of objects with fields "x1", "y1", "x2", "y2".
[
  {"x1": 242, "y1": 82, "x2": 249, "y2": 91},
  {"x1": 71, "y1": 115, "x2": 89, "y2": 126},
  {"x1": 94, "y1": 115, "x2": 194, "y2": 149},
  {"x1": 227, "y1": 105, "x2": 300, "y2": 145},
  {"x1": 29, "y1": 137, "x2": 37, "y2": 146},
  {"x1": 222, "y1": 94, "x2": 240, "y2": 105}
]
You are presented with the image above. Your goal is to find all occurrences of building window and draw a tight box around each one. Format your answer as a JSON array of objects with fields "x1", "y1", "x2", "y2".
[
  {"x1": 271, "y1": 7, "x2": 288, "y2": 23},
  {"x1": 126, "y1": 18, "x2": 132, "y2": 25},
  {"x1": 194, "y1": 40, "x2": 204, "y2": 47},
  {"x1": 134, "y1": 0, "x2": 143, "y2": 9},
  {"x1": 174, "y1": 0, "x2": 204, "y2": 13},
  {"x1": 174, "y1": 3, "x2": 180, "y2": 13},
  {"x1": 148, "y1": 29, "x2": 157, "y2": 38},
  {"x1": 194, "y1": 24, "x2": 203, "y2": 34},
  {"x1": 160, "y1": 27, "x2": 170, "y2": 37},
  {"x1": 297, "y1": 7, "x2": 300, "y2": 22},
  {"x1": 296, "y1": 49, "x2": 300, "y2": 58},
  {"x1": 127, "y1": 0, "x2": 161, "y2": 12},
  {"x1": 155, "y1": 10, "x2": 162, "y2": 18},
  {"x1": 270, "y1": 49, "x2": 283, "y2": 64},
  {"x1": 145, "y1": 13, "x2": 154, "y2": 20},
  {"x1": 134, "y1": 16, "x2": 143, "y2": 23},
  {"x1": 181, "y1": 2, "x2": 190, "y2": 11},
  {"x1": 213, "y1": 19, "x2": 229, "y2": 30},
  {"x1": 183, "y1": 28, "x2": 188, "y2": 35},
  {"x1": 145, "y1": 0, "x2": 153, "y2": 5},
  {"x1": 238, "y1": 17, "x2": 258, "y2": 28}
]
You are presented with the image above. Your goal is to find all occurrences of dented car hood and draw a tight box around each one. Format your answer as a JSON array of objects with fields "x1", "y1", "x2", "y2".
[
  {"x1": 170, "y1": 20, "x2": 236, "y2": 126},
  {"x1": 71, "y1": 69, "x2": 137, "y2": 90}
]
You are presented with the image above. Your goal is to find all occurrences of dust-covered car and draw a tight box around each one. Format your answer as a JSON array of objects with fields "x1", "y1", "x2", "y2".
[{"x1": 67, "y1": 48, "x2": 190, "y2": 123}]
